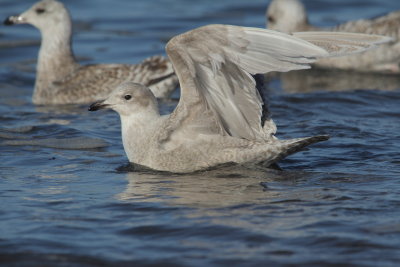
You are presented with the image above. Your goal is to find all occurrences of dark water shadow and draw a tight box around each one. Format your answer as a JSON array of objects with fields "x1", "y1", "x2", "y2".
[{"x1": 270, "y1": 69, "x2": 400, "y2": 93}]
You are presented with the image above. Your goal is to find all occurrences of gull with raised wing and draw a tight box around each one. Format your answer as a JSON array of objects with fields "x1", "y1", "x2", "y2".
[
  {"x1": 4, "y1": 0, "x2": 178, "y2": 105},
  {"x1": 266, "y1": 0, "x2": 400, "y2": 72},
  {"x1": 89, "y1": 24, "x2": 390, "y2": 173}
]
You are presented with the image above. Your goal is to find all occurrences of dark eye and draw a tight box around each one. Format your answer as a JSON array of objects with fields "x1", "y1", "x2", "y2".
[
  {"x1": 268, "y1": 16, "x2": 275, "y2": 23},
  {"x1": 124, "y1": 95, "x2": 132, "y2": 100},
  {"x1": 35, "y1": 8, "x2": 46, "y2": 14}
]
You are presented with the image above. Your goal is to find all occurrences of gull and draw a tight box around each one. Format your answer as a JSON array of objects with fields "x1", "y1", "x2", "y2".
[
  {"x1": 89, "y1": 24, "x2": 390, "y2": 173},
  {"x1": 3, "y1": 0, "x2": 178, "y2": 105},
  {"x1": 266, "y1": 0, "x2": 400, "y2": 72}
]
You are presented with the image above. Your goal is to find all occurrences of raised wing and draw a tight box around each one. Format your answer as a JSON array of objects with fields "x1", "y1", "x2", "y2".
[{"x1": 164, "y1": 24, "x2": 390, "y2": 141}]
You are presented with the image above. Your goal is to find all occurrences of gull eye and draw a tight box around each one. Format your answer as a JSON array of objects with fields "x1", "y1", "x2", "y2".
[
  {"x1": 268, "y1": 16, "x2": 275, "y2": 23},
  {"x1": 124, "y1": 95, "x2": 132, "y2": 100},
  {"x1": 35, "y1": 8, "x2": 46, "y2": 14}
]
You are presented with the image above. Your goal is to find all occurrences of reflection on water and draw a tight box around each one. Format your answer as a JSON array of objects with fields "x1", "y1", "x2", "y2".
[
  {"x1": 117, "y1": 166, "x2": 375, "y2": 211},
  {"x1": 272, "y1": 69, "x2": 400, "y2": 93},
  {"x1": 117, "y1": 166, "x2": 287, "y2": 207}
]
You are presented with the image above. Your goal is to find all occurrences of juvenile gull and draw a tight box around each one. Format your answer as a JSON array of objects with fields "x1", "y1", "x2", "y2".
[
  {"x1": 266, "y1": 0, "x2": 400, "y2": 72},
  {"x1": 4, "y1": 0, "x2": 178, "y2": 105},
  {"x1": 89, "y1": 24, "x2": 390, "y2": 173}
]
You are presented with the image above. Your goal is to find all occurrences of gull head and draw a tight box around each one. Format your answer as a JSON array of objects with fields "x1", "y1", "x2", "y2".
[
  {"x1": 4, "y1": 0, "x2": 70, "y2": 31},
  {"x1": 88, "y1": 82, "x2": 159, "y2": 117},
  {"x1": 266, "y1": 0, "x2": 308, "y2": 33}
]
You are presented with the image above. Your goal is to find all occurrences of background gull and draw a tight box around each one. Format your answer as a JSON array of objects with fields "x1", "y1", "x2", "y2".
[
  {"x1": 3, "y1": 0, "x2": 178, "y2": 105},
  {"x1": 89, "y1": 24, "x2": 390, "y2": 173},
  {"x1": 266, "y1": 0, "x2": 400, "y2": 73}
]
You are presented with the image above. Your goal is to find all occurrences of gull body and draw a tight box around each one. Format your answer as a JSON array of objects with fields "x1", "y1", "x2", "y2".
[
  {"x1": 90, "y1": 24, "x2": 390, "y2": 173},
  {"x1": 266, "y1": 0, "x2": 400, "y2": 72},
  {"x1": 4, "y1": 0, "x2": 178, "y2": 105}
]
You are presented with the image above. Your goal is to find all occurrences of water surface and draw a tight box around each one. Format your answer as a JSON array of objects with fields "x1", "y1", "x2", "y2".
[{"x1": 1, "y1": 0, "x2": 400, "y2": 266}]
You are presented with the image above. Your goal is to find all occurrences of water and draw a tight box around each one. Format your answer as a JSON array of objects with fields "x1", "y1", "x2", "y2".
[{"x1": 1, "y1": 0, "x2": 400, "y2": 266}]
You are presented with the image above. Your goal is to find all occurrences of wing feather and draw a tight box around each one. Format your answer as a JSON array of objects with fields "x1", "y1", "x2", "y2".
[
  {"x1": 293, "y1": 31, "x2": 393, "y2": 56},
  {"x1": 163, "y1": 24, "x2": 390, "y2": 141}
]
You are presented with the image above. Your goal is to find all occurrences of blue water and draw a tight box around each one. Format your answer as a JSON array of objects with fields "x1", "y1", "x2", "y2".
[{"x1": 1, "y1": 0, "x2": 400, "y2": 266}]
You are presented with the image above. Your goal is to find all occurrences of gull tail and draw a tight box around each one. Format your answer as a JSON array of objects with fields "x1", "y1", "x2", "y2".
[{"x1": 271, "y1": 135, "x2": 329, "y2": 164}]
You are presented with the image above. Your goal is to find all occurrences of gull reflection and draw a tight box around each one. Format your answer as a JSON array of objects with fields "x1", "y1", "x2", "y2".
[{"x1": 116, "y1": 165, "x2": 301, "y2": 208}]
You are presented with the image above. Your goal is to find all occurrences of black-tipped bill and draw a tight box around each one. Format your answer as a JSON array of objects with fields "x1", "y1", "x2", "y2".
[
  {"x1": 88, "y1": 101, "x2": 109, "y2": 111},
  {"x1": 4, "y1": 16, "x2": 15, "y2": 25},
  {"x1": 3, "y1": 15, "x2": 21, "y2": 25}
]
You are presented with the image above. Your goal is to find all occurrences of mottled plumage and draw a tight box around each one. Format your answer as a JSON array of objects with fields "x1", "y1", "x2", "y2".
[
  {"x1": 4, "y1": 0, "x2": 178, "y2": 104},
  {"x1": 89, "y1": 24, "x2": 389, "y2": 173},
  {"x1": 36, "y1": 56, "x2": 176, "y2": 104},
  {"x1": 266, "y1": 0, "x2": 400, "y2": 72}
]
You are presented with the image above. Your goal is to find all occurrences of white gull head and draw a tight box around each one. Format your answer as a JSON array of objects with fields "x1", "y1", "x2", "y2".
[
  {"x1": 266, "y1": 0, "x2": 308, "y2": 33},
  {"x1": 4, "y1": 0, "x2": 71, "y2": 35},
  {"x1": 90, "y1": 82, "x2": 159, "y2": 118}
]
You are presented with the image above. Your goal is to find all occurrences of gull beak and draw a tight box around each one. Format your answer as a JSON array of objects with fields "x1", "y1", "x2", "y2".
[
  {"x1": 88, "y1": 100, "x2": 109, "y2": 111},
  {"x1": 4, "y1": 15, "x2": 25, "y2": 25}
]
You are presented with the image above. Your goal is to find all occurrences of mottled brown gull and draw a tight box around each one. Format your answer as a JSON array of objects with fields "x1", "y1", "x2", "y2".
[
  {"x1": 4, "y1": 0, "x2": 178, "y2": 105},
  {"x1": 89, "y1": 24, "x2": 390, "y2": 173},
  {"x1": 266, "y1": 0, "x2": 400, "y2": 73}
]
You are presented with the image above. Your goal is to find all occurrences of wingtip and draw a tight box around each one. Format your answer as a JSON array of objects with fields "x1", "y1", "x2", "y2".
[
  {"x1": 377, "y1": 35, "x2": 395, "y2": 45},
  {"x1": 292, "y1": 31, "x2": 394, "y2": 58}
]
